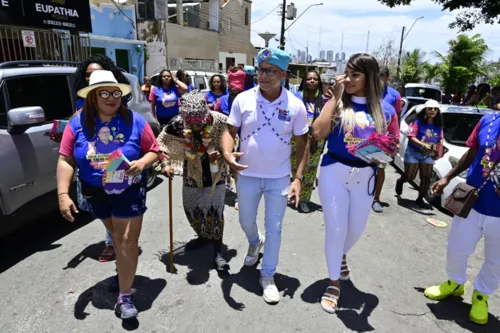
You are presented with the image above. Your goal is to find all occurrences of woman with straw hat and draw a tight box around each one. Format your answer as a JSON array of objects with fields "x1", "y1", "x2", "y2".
[{"x1": 57, "y1": 70, "x2": 160, "y2": 319}]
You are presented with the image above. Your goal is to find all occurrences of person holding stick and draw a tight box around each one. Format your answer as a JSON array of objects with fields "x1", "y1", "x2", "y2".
[
  {"x1": 221, "y1": 48, "x2": 309, "y2": 304},
  {"x1": 158, "y1": 91, "x2": 232, "y2": 271}
]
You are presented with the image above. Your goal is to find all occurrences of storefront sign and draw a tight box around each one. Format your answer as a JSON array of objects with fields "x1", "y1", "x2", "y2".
[
  {"x1": 0, "y1": 0, "x2": 92, "y2": 32},
  {"x1": 21, "y1": 30, "x2": 36, "y2": 47}
]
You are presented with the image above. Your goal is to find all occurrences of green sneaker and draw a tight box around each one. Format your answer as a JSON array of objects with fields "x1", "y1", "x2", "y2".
[
  {"x1": 470, "y1": 290, "x2": 489, "y2": 325},
  {"x1": 424, "y1": 280, "x2": 465, "y2": 300}
]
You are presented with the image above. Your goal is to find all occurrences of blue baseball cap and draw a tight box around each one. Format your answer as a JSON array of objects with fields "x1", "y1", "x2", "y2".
[
  {"x1": 244, "y1": 65, "x2": 255, "y2": 75},
  {"x1": 257, "y1": 48, "x2": 291, "y2": 71}
]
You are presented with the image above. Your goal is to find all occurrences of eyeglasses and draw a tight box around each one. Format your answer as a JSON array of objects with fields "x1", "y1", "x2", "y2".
[
  {"x1": 98, "y1": 90, "x2": 123, "y2": 99},
  {"x1": 258, "y1": 68, "x2": 280, "y2": 77}
]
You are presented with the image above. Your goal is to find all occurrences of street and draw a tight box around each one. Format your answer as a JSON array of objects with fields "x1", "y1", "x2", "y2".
[{"x1": 1, "y1": 166, "x2": 498, "y2": 333}]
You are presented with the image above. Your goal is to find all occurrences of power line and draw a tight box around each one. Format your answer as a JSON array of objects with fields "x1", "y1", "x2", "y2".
[{"x1": 251, "y1": 4, "x2": 280, "y2": 24}]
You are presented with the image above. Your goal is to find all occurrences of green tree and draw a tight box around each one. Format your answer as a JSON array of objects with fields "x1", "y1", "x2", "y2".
[
  {"x1": 377, "y1": 0, "x2": 500, "y2": 31},
  {"x1": 435, "y1": 34, "x2": 488, "y2": 92},
  {"x1": 399, "y1": 48, "x2": 426, "y2": 85},
  {"x1": 422, "y1": 63, "x2": 441, "y2": 84}
]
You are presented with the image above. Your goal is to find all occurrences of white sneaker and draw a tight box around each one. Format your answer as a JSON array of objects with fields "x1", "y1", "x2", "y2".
[
  {"x1": 244, "y1": 235, "x2": 265, "y2": 266},
  {"x1": 259, "y1": 276, "x2": 280, "y2": 304}
]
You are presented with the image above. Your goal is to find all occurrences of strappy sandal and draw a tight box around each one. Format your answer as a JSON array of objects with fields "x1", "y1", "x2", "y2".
[
  {"x1": 340, "y1": 256, "x2": 351, "y2": 281},
  {"x1": 321, "y1": 285, "x2": 340, "y2": 314},
  {"x1": 98, "y1": 245, "x2": 115, "y2": 262}
]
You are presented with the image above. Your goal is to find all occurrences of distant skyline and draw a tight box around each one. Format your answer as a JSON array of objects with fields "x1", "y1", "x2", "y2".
[{"x1": 250, "y1": 0, "x2": 499, "y2": 64}]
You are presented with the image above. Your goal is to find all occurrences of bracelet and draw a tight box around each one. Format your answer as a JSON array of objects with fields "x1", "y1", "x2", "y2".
[{"x1": 57, "y1": 192, "x2": 69, "y2": 196}]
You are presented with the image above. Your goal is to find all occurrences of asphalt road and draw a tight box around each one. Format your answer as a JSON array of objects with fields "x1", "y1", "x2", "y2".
[{"x1": 1, "y1": 166, "x2": 498, "y2": 333}]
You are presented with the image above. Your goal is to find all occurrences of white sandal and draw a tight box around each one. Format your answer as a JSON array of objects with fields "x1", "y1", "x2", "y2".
[
  {"x1": 340, "y1": 257, "x2": 351, "y2": 281},
  {"x1": 320, "y1": 285, "x2": 340, "y2": 314}
]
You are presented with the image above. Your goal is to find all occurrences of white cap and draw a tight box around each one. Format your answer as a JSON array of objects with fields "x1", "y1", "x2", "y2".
[{"x1": 424, "y1": 99, "x2": 440, "y2": 108}]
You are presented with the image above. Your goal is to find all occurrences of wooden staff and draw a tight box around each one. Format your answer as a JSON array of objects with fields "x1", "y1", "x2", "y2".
[{"x1": 168, "y1": 175, "x2": 175, "y2": 273}]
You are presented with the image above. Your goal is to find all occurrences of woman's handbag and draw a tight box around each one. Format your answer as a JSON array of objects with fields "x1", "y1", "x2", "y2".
[{"x1": 444, "y1": 159, "x2": 499, "y2": 218}]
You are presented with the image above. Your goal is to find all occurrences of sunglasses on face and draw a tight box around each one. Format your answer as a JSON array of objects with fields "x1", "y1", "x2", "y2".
[
  {"x1": 258, "y1": 68, "x2": 280, "y2": 77},
  {"x1": 427, "y1": 107, "x2": 439, "y2": 111},
  {"x1": 98, "y1": 90, "x2": 123, "y2": 99}
]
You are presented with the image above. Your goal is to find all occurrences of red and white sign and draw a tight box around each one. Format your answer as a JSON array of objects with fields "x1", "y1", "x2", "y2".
[{"x1": 21, "y1": 30, "x2": 36, "y2": 48}]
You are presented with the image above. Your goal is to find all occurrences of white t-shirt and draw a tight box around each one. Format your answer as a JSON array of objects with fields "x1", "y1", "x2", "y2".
[{"x1": 227, "y1": 87, "x2": 309, "y2": 178}]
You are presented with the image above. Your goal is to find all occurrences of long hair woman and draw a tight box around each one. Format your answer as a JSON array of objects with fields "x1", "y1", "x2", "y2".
[
  {"x1": 290, "y1": 70, "x2": 325, "y2": 213},
  {"x1": 175, "y1": 69, "x2": 194, "y2": 92},
  {"x1": 149, "y1": 69, "x2": 188, "y2": 126},
  {"x1": 157, "y1": 92, "x2": 231, "y2": 270},
  {"x1": 73, "y1": 54, "x2": 131, "y2": 262},
  {"x1": 312, "y1": 53, "x2": 394, "y2": 314},
  {"x1": 58, "y1": 70, "x2": 160, "y2": 319},
  {"x1": 395, "y1": 99, "x2": 444, "y2": 208},
  {"x1": 205, "y1": 74, "x2": 228, "y2": 111}
]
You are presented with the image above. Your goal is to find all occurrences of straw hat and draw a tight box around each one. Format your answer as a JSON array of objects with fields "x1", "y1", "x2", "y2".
[{"x1": 77, "y1": 70, "x2": 131, "y2": 98}]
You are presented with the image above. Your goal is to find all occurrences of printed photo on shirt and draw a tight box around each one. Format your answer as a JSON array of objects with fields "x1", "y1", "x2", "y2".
[{"x1": 344, "y1": 112, "x2": 375, "y2": 145}]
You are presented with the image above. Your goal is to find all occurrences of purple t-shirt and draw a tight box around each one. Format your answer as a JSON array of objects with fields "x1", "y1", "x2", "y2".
[
  {"x1": 151, "y1": 86, "x2": 180, "y2": 118},
  {"x1": 465, "y1": 113, "x2": 500, "y2": 218},
  {"x1": 407, "y1": 119, "x2": 443, "y2": 151}
]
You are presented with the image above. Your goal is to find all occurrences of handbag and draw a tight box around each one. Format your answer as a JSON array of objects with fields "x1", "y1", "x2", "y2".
[{"x1": 444, "y1": 159, "x2": 499, "y2": 218}]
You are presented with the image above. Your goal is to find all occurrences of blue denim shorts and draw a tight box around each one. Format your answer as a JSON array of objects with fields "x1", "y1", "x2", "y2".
[
  {"x1": 85, "y1": 180, "x2": 148, "y2": 220},
  {"x1": 404, "y1": 147, "x2": 435, "y2": 164}
]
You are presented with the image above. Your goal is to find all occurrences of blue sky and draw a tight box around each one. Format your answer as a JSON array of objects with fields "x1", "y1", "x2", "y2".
[{"x1": 249, "y1": 0, "x2": 500, "y2": 63}]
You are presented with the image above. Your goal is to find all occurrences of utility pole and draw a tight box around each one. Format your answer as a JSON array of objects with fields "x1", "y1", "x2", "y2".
[
  {"x1": 279, "y1": 0, "x2": 287, "y2": 50},
  {"x1": 396, "y1": 26, "x2": 405, "y2": 81},
  {"x1": 305, "y1": 40, "x2": 309, "y2": 73},
  {"x1": 366, "y1": 30, "x2": 370, "y2": 53}
]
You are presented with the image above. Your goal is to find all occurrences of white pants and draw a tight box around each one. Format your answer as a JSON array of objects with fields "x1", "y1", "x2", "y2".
[
  {"x1": 446, "y1": 209, "x2": 500, "y2": 296},
  {"x1": 318, "y1": 162, "x2": 376, "y2": 280}
]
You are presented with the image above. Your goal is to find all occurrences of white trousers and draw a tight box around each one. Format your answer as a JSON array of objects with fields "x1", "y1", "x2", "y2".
[
  {"x1": 446, "y1": 209, "x2": 500, "y2": 296},
  {"x1": 318, "y1": 163, "x2": 376, "y2": 280}
]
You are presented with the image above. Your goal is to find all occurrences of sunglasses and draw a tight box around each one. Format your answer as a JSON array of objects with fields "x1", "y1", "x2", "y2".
[
  {"x1": 427, "y1": 107, "x2": 439, "y2": 111},
  {"x1": 98, "y1": 90, "x2": 122, "y2": 99}
]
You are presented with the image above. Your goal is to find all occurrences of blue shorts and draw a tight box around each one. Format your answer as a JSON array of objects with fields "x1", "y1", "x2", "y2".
[
  {"x1": 404, "y1": 146, "x2": 434, "y2": 164},
  {"x1": 85, "y1": 181, "x2": 148, "y2": 220}
]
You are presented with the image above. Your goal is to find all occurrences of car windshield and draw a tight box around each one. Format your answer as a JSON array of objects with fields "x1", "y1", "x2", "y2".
[
  {"x1": 443, "y1": 113, "x2": 483, "y2": 147},
  {"x1": 406, "y1": 87, "x2": 441, "y2": 101}
]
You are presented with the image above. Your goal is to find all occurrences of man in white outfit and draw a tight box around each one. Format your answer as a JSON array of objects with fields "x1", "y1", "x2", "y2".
[{"x1": 221, "y1": 48, "x2": 309, "y2": 304}]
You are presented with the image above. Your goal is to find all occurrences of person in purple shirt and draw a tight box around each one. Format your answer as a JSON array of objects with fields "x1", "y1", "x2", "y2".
[
  {"x1": 425, "y1": 112, "x2": 500, "y2": 326},
  {"x1": 372, "y1": 66, "x2": 402, "y2": 213},
  {"x1": 312, "y1": 53, "x2": 395, "y2": 314},
  {"x1": 205, "y1": 74, "x2": 228, "y2": 110},
  {"x1": 149, "y1": 69, "x2": 188, "y2": 126}
]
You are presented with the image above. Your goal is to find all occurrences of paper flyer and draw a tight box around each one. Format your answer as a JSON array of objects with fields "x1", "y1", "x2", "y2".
[{"x1": 102, "y1": 150, "x2": 141, "y2": 194}]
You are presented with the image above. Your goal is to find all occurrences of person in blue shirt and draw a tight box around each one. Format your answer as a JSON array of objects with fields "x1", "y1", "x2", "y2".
[
  {"x1": 425, "y1": 112, "x2": 500, "y2": 326},
  {"x1": 149, "y1": 69, "x2": 188, "y2": 125},
  {"x1": 176, "y1": 69, "x2": 194, "y2": 92},
  {"x1": 312, "y1": 53, "x2": 395, "y2": 314},
  {"x1": 205, "y1": 74, "x2": 228, "y2": 110},
  {"x1": 243, "y1": 65, "x2": 256, "y2": 91}
]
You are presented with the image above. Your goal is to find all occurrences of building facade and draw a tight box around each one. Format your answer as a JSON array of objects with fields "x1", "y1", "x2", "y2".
[{"x1": 88, "y1": 1, "x2": 145, "y2": 80}]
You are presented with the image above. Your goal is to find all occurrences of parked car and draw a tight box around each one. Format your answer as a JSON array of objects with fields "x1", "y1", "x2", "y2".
[
  {"x1": 393, "y1": 103, "x2": 493, "y2": 209},
  {"x1": 150, "y1": 70, "x2": 226, "y2": 93},
  {"x1": 0, "y1": 61, "x2": 160, "y2": 237},
  {"x1": 400, "y1": 83, "x2": 443, "y2": 118}
]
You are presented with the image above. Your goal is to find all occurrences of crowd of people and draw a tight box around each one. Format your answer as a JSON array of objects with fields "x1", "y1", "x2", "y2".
[{"x1": 55, "y1": 50, "x2": 499, "y2": 325}]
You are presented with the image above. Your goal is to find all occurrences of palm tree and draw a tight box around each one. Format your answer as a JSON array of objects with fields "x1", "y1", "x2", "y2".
[
  {"x1": 422, "y1": 62, "x2": 441, "y2": 84},
  {"x1": 400, "y1": 48, "x2": 426, "y2": 85},
  {"x1": 437, "y1": 34, "x2": 488, "y2": 92}
]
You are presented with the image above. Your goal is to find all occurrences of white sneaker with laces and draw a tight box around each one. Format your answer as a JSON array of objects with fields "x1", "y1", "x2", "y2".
[
  {"x1": 259, "y1": 276, "x2": 280, "y2": 304},
  {"x1": 244, "y1": 235, "x2": 265, "y2": 266}
]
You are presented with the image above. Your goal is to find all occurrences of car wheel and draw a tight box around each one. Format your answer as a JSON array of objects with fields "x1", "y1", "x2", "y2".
[
  {"x1": 425, "y1": 171, "x2": 440, "y2": 206},
  {"x1": 145, "y1": 167, "x2": 158, "y2": 190}
]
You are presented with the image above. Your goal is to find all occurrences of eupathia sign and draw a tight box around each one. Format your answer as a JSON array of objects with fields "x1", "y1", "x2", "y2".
[{"x1": 0, "y1": 0, "x2": 92, "y2": 32}]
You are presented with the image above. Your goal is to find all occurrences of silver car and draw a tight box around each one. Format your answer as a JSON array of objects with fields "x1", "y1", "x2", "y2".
[{"x1": 0, "y1": 61, "x2": 160, "y2": 236}]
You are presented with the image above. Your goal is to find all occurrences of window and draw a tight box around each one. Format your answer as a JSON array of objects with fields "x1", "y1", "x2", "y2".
[
  {"x1": 194, "y1": 76, "x2": 206, "y2": 91},
  {"x1": 6, "y1": 75, "x2": 73, "y2": 123},
  {"x1": 244, "y1": 8, "x2": 249, "y2": 25},
  {"x1": 137, "y1": 0, "x2": 156, "y2": 21},
  {"x1": 168, "y1": 6, "x2": 178, "y2": 24},
  {"x1": 443, "y1": 113, "x2": 483, "y2": 147},
  {"x1": 184, "y1": 4, "x2": 200, "y2": 28},
  {"x1": 0, "y1": 84, "x2": 7, "y2": 127},
  {"x1": 405, "y1": 87, "x2": 442, "y2": 102}
]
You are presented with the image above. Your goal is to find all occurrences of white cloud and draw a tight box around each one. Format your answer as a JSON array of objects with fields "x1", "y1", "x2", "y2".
[{"x1": 250, "y1": 1, "x2": 500, "y2": 63}]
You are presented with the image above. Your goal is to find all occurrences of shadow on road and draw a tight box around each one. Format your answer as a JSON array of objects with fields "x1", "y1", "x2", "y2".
[
  {"x1": 74, "y1": 275, "x2": 166, "y2": 330},
  {"x1": 220, "y1": 260, "x2": 301, "y2": 311},
  {"x1": 63, "y1": 241, "x2": 143, "y2": 270},
  {"x1": 158, "y1": 238, "x2": 238, "y2": 285},
  {"x1": 396, "y1": 196, "x2": 437, "y2": 216},
  {"x1": 302, "y1": 279, "x2": 379, "y2": 332},
  {"x1": 414, "y1": 287, "x2": 500, "y2": 332},
  {"x1": 224, "y1": 190, "x2": 237, "y2": 208},
  {"x1": 0, "y1": 211, "x2": 96, "y2": 274}
]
